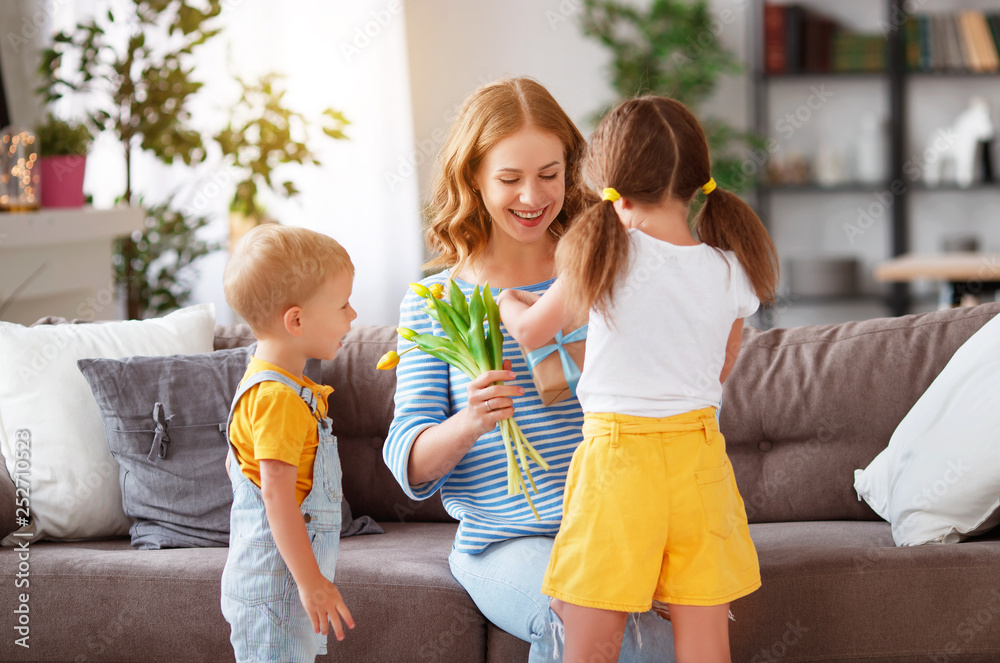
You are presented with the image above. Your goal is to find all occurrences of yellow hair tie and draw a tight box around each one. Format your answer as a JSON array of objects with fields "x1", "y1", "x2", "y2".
[
  {"x1": 602, "y1": 187, "x2": 621, "y2": 202},
  {"x1": 701, "y1": 177, "x2": 717, "y2": 195}
]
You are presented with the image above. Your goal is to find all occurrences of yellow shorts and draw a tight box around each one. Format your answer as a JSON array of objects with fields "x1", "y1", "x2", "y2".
[{"x1": 542, "y1": 408, "x2": 761, "y2": 612}]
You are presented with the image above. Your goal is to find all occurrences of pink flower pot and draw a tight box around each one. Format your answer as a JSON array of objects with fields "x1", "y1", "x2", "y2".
[{"x1": 39, "y1": 155, "x2": 87, "y2": 208}]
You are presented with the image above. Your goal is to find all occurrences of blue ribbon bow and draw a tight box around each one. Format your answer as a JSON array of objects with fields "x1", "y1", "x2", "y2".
[
  {"x1": 525, "y1": 325, "x2": 588, "y2": 399},
  {"x1": 148, "y1": 402, "x2": 174, "y2": 462}
]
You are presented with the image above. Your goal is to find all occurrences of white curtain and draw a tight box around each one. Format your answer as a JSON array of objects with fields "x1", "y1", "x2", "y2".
[{"x1": 18, "y1": 0, "x2": 423, "y2": 325}]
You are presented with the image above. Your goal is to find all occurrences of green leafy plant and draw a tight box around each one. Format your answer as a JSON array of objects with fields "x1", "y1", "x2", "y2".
[
  {"x1": 113, "y1": 200, "x2": 218, "y2": 315},
  {"x1": 580, "y1": 0, "x2": 761, "y2": 192},
  {"x1": 38, "y1": 0, "x2": 224, "y2": 318},
  {"x1": 34, "y1": 116, "x2": 93, "y2": 157},
  {"x1": 217, "y1": 73, "x2": 350, "y2": 221}
]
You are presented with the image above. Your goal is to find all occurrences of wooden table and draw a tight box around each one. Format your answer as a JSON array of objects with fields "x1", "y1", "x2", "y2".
[{"x1": 875, "y1": 253, "x2": 1000, "y2": 307}]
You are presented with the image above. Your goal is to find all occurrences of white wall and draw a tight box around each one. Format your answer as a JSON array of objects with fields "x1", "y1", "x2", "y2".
[
  {"x1": 402, "y1": 0, "x2": 756, "y2": 201},
  {"x1": 402, "y1": 0, "x2": 615, "y2": 202}
]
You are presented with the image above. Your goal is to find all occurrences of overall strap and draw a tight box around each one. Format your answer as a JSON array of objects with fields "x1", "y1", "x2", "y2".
[{"x1": 225, "y1": 369, "x2": 321, "y2": 440}]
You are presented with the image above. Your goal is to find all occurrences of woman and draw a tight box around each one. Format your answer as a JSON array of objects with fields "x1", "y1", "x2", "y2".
[{"x1": 383, "y1": 77, "x2": 676, "y2": 662}]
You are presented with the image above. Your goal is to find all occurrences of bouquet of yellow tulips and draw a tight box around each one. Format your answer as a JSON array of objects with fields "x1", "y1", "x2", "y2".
[{"x1": 377, "y1": 279, "x2": 550, "y2": 519}]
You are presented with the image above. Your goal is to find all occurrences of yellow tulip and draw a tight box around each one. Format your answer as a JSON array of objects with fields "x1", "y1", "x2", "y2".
[
  {"x1": 376, "y1": 351, "x2": 400, "y2": 370},
  {"x1": 397, "y1": 327, "x2": 418, "y2": 341},
  {"x1": 409, "y1": 283, "x2": 431, "y2": 299},
  {"x1": 429, "y1": 283, "x2": 445, "y2": 299}
]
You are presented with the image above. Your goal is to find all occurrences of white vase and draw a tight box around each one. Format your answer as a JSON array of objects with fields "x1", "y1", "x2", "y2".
[{"x1": 855, "y1": 114, "x2": 886, "y2": 184}]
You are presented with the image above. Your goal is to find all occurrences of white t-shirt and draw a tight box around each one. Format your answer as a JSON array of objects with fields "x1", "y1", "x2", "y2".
[{"x1": 575, "y1": 228, "x2": 759, "y2": 418}]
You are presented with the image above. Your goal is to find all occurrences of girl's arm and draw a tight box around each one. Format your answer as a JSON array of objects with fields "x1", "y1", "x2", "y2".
[
  {"x1": 720, "y1": 319, "x2": 744, "y2": 383},
  {"x1": 497, "y1": 278, "x2": 577, "y2": 348}
]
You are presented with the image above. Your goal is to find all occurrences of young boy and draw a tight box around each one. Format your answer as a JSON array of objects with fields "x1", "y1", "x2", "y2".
[{"x1": 221, "y1": 224, "x2": 357, "y2": 662}]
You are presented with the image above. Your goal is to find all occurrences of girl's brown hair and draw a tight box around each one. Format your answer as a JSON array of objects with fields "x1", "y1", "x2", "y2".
[
  {"x1": 424, "y1": 77, "x2": 594, "y2": 271},
  {"x1": 556, "y1": 96, "x2": 779, "y2": 316}
]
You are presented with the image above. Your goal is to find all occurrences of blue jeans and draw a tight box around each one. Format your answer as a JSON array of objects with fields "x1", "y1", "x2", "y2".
[{"x1": 449, "y1": 536, "x2": 677, "y2": 662}]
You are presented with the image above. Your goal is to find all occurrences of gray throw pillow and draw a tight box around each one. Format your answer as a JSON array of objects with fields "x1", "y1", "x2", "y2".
[{"x1": 78, "y1": 348, "x2": 381, "y2": 549}]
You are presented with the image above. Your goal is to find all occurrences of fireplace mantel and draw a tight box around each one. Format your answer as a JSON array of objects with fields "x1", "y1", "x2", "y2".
[{"x1": 0, "y1": 207, "x2": 145, "y2": 325}]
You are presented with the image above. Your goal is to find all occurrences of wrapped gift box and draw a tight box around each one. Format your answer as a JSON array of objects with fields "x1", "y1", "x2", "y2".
[{"x1": 518, "y1": 318, "x2": 588, "y2": 407}]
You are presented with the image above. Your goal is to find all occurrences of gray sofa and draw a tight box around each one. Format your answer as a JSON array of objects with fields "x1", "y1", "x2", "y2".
[{"x1": 2, "y1": 302, "x2": 1000, "y2": 663}]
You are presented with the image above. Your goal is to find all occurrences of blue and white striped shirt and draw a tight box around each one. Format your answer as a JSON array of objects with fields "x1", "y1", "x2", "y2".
[{"x1": 383, "y1": 271, "x2": 584, "y2": 554}]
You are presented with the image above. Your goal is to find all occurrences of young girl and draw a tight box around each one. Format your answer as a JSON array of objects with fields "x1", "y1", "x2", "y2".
[
  {"x1": 498, "y1": 95, "x2": 779, "y2": 663},
  {"x1": 383, "y1": 78, "x2": 678, "y2": 661}
]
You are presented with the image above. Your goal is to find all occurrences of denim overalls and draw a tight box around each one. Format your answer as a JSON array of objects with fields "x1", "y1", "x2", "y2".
[{"x1": 221, "y1": 370, "x2": 343, "y2": 663}]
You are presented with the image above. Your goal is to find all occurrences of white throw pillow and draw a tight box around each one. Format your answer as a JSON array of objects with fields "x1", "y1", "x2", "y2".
[
  {"x1": 854, "y1": 310, "x2": 1000, "y2": 546},
  {"x1": 0, "y1": 304, "x2": 216, "y2": 542}
]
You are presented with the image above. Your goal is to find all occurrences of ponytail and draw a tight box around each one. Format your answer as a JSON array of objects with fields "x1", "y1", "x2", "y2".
[
  {"x1": 695, "y1": 188, "x2": 779, "y2": 304},
  {"x1": 555, "y1": 199, "x2": 630, "y2": 317}
]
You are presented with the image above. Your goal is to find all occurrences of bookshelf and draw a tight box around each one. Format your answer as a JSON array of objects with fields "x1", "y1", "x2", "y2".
[{"x1": 751, "y1": 0, "x2": 1000, "y2": 323}]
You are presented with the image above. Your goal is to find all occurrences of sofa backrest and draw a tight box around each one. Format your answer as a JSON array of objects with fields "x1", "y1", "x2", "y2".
[
  {"x1": 214, "y1": 322, "x2": 453, "y2": 525},
  {"x1": 215, "y1": 302, "x2": 1000, "y2": 527},
  {"x1": 720, "y1": 302, "x2": 1000, "y2": 524}
]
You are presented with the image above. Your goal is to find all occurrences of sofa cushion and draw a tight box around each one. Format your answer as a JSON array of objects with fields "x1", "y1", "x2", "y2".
[
  {"x1": 722, "y1": 302, "x2": 1000, "y2": 525},
  {"x1": 0, "y1": 522, "x2": 485, "y2": 663},
  {"x1": 855, "y1": 310, "x2": 1000, "y2": 546},
  {"x1": 320, "y1": 325, "x2": 454, "y2": 524},
  {"x1": 78, "y1": 346, "x2": 255, "y2": 549},
  {"x1": 79, "y1": 338, "x2": 381, "y2": 548},
  {"x1": 0, "y1": 304, "x2": 217, "y2": 543},
  {"x1": 732, "y1": 521, "x2": 1000, "y2": 663}
]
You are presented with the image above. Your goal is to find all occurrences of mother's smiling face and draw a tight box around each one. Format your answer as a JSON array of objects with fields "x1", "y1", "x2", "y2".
[{"x1": 472, "y1": 126, "x2": 566, "y2": 248}]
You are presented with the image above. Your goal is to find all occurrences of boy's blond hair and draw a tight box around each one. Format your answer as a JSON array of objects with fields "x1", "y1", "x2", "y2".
[{"x1": 224, "y1": 224, "x2": 354, "y2": 336}]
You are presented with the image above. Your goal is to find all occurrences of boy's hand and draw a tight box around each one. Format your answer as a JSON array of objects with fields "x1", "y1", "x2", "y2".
[
  {"x1": 298, "y1": 576, "x2": 355, "y2": 640},
  {"x1": 259, "y1": 460, "x2": 355, "y2": 639}
]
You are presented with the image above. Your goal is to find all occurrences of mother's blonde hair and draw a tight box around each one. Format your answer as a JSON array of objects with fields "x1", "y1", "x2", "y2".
[{"x1": 424, "y1": 77, "x2": 593, "y2": 271}]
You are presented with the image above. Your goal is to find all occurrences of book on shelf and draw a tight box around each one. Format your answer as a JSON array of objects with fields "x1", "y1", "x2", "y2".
[
  {"x1": 762, "y1": 3, "x2": 884, "y2": 74},
  {"x1": 904, "y1": 10, "x2": 1000, "y2": 72},
  {"x1": 943, "y1": 14, "x2": 965, "y2": 70},
  {"x1": 764, "y1": 3, "x2": 787, "y2": 74}
]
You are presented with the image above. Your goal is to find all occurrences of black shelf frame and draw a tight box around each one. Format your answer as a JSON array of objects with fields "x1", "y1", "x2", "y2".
[{"x1": 749, "y1": 0, "x2": 1000, "y2": 318}]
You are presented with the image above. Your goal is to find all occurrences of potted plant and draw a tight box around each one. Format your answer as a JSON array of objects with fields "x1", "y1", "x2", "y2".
[
  {"x1": 216, "y1": 73, "x2": 349, "y2": 248},
  {"x1": 39, "y1": 0, "x2": 225, "y2": 318},
  {"x1": 34, "y1": 116, "x2": 92, "y2": 208},
  {"x1": 579, "y1": 0, "x2": 761, "y2": 193}
]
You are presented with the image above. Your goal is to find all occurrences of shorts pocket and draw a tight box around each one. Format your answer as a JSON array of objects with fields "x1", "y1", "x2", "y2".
[
  {"x1": 694, "y1": 461, "x2": 738, "y2": 539},
  {"x1": 222, "y1": 536, "x2": 289, "y2": 606}
]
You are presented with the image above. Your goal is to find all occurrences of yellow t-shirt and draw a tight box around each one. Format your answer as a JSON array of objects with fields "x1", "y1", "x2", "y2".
[{"x1": 229, "y1": 357, "x2": 334, "y2": 505}]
